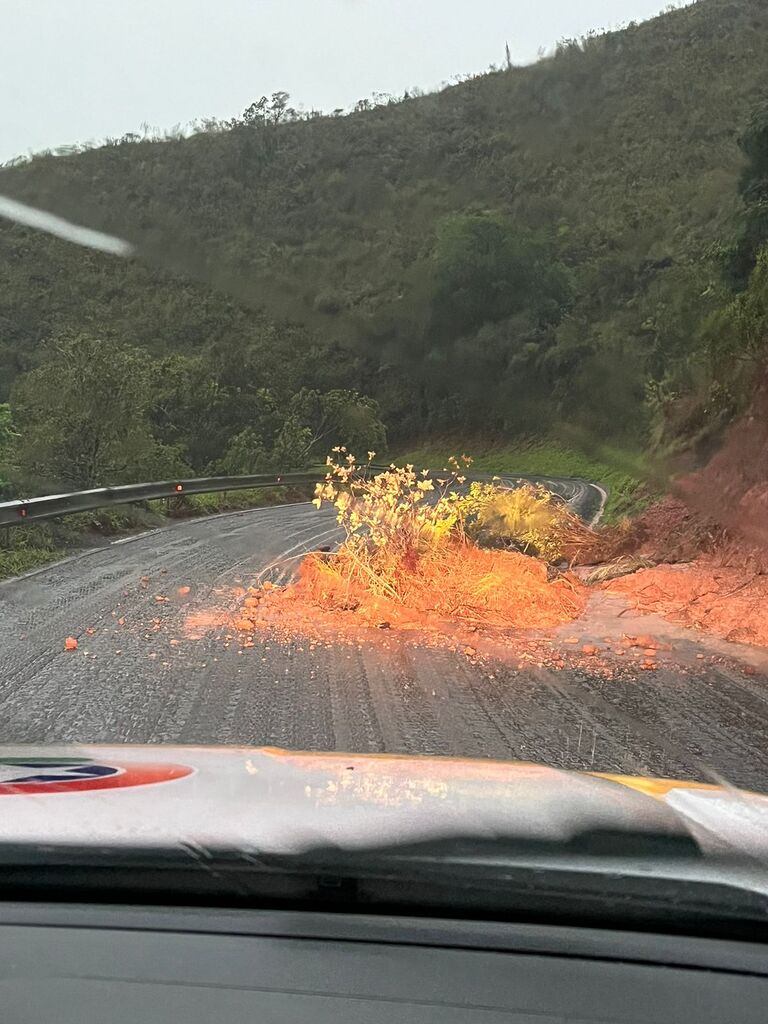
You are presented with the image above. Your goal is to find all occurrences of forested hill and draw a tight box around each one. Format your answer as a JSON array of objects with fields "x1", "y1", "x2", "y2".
[{"x1": 2, "y1": 0, "x2": 768, "y2": 494}]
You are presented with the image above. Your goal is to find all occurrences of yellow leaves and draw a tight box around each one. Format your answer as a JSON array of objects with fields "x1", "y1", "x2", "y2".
[
  {"x1": 471, "y1": 483, "x2": 571, "y2": 562},
  {"x1": 312, "y1": 497, "x2": 323, "y2": 510},
  {"x1": 317, "y1": 447, "x2": 543, "y2": 599}
]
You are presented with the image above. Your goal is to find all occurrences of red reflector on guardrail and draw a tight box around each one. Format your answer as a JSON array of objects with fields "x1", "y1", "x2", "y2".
[
  {"x1": 175, "y1": 484, "x2": 184, "y2": 492},
  {"x1": 18, "y1": 508, "x2": 28, "y2": 518}
]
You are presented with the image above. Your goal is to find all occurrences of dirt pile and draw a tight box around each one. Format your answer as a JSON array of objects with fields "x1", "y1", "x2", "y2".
[
  {"x1": 589, "y1": 380, "x2": 768, "y2": 647},
  {"x1": 239, "y1": 543, "x2": 587, "y2": 635},
  {"x1": 576, "y1": 374, "x2": 768, "y2": 572},
  {"x1": 223, "y1": 570, "x2": 688, "y2": 679},
  {"x1": 570, "y1": 496, "x2": 725, "y2": 566},
  {"x1": 677, "y1": 376, "x2": 768, "y2": 555}
]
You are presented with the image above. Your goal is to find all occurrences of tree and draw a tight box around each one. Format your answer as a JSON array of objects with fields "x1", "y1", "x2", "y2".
[
  {"x1": 287, "y1": 389, "x2": 387, "y2": 462},
  {"x1": 214, "y1": 427, "x2": 271, "y2": 475},
  {"x1": 10, "y1": 332, "x2": 182, "y2": 491},
  {"x1": 430, "y1": 213, "x2": 572, "y2": 341},
  {"x1": 0, "y1": 403, "x2": 18, "y2": 494},
  {"x1": 728, "y1": 104, "x2": 768, "y2": 289},
  {"x1": 240, "y1": 92, "x2": 295, "y2": 128},
  {"x1": 705, "y1": 245, "x2": 768, "y2": 377}
]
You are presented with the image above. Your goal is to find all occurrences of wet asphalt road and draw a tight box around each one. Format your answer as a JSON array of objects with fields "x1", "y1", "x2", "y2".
[{"x1": 2, "y1": 490, "x2": 768, "y2": 792}]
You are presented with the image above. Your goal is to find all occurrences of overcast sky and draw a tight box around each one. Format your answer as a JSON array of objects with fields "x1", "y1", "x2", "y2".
[{"x1": 1, "y1": 0, "x2": 681, "y2": 164}]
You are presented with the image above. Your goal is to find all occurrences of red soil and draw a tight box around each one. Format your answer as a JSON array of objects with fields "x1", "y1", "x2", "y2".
[
  {"x1": 247, "y1": 542, "x2": 586, "y2": 634},
  {"x1": 606, "y1": 561, "x2": 768, "y2": 648},
  {"x1": 676, "y1": 376, "x2": 768, "y2": 555}
]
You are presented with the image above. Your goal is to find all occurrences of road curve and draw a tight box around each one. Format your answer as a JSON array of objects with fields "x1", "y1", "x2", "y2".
[{"x1": 2, "y1": 484, "x2": 768, "y2": 792}]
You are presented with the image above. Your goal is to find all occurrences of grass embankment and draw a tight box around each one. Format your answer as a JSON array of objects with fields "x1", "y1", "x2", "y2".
[
  {"x1": 0, "y1": 486, "x2": 307, "y2": 581},
  {"x1": 397, "y1": 440, "x2": 652, "y2": 524}
]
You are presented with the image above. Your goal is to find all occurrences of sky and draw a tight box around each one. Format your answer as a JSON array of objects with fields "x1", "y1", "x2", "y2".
[{"x1": 1, "y1": 0, "x2": 683, "y2": 164}]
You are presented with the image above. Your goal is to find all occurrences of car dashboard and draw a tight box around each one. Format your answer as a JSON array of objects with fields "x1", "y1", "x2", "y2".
[{"x1": 1, "y1": 902, "x2": 767, "y2": 1023}]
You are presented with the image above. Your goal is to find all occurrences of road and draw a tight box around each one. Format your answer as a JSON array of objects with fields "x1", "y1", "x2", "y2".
[{"x1": 2, "y1": 481, "x2": 768, "y2": 792}]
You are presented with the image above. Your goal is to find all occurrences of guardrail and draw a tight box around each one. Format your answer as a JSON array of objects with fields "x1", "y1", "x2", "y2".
[
  {"x1": 0, "y1": 470, "x2": 328, "y2": 527},
  {"x1": 0, "y1": 467, "x2": 605, "y2": 529}
]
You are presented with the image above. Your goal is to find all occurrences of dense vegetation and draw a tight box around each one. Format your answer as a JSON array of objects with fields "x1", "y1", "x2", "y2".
[{"x1": 1, "y1": 0, "x2": 768, "y2": 516}]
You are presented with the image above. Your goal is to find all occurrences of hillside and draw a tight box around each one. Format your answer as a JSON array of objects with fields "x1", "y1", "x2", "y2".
[{"x1": 1, "y1": 0, "x2": 768, "y2": 495}]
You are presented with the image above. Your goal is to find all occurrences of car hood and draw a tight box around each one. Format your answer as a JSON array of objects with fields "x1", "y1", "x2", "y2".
[{"x1": 0, "y1": 745, "x2": 767, "y2": 862}]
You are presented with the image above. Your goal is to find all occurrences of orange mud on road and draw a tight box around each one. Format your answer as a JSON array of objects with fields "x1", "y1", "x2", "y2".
[
  {"x1": 606, "y1": 561, "x2": 768, "y2": 648},
  {"x1": 207, "y1": 564, "x2": 768, "y2": 685}
]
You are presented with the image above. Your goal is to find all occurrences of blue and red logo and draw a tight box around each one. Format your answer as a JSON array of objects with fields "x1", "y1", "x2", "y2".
[{"x1": 0, "y1": 757, "x2": 194, "y2": 795}]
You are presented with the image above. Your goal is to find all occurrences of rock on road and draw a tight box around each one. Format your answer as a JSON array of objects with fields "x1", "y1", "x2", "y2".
[{"x1": 2, "y1": 485, "x2": 768, "y2": 793}]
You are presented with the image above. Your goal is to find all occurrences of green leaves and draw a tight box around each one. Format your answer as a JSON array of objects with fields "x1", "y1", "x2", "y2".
[
  {"x1": 1, "y1": 0, "x2": 767, "y2": 463},
  {"x1": 10, "y1": 332, "x2": 160, "y2": 490},
  {"x1": 728, "y1": 104, "x2": 768, "y2": 289},
  {"x1": 0, "y1": 403, "x2": 18, "y2": 495},
  {"x1": 430, "y1": 213, "x2": 572, "y2": 340}
]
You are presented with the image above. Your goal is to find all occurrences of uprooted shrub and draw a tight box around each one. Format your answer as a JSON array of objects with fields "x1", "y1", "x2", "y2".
[
  {"x1": 294, "y1": 450, "x2": 587, "y2": 629},
  {"x1": 311, "y1": 451, "x2": 474, "y2": 599}
]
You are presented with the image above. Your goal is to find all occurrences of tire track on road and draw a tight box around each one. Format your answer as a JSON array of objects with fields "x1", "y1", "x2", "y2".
[{"x1": 1, "y1": 486, "x2": 767, "y2": 793}]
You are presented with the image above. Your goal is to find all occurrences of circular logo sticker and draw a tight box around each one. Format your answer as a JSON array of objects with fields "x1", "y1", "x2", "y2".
[{"x1": 0, "y1": 757, "x2": 194, "y2": 795}]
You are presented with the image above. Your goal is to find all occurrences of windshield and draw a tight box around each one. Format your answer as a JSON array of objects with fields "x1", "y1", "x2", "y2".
[{"x1": 2, "y1": 0, "x2": 768, "y2": 890}]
